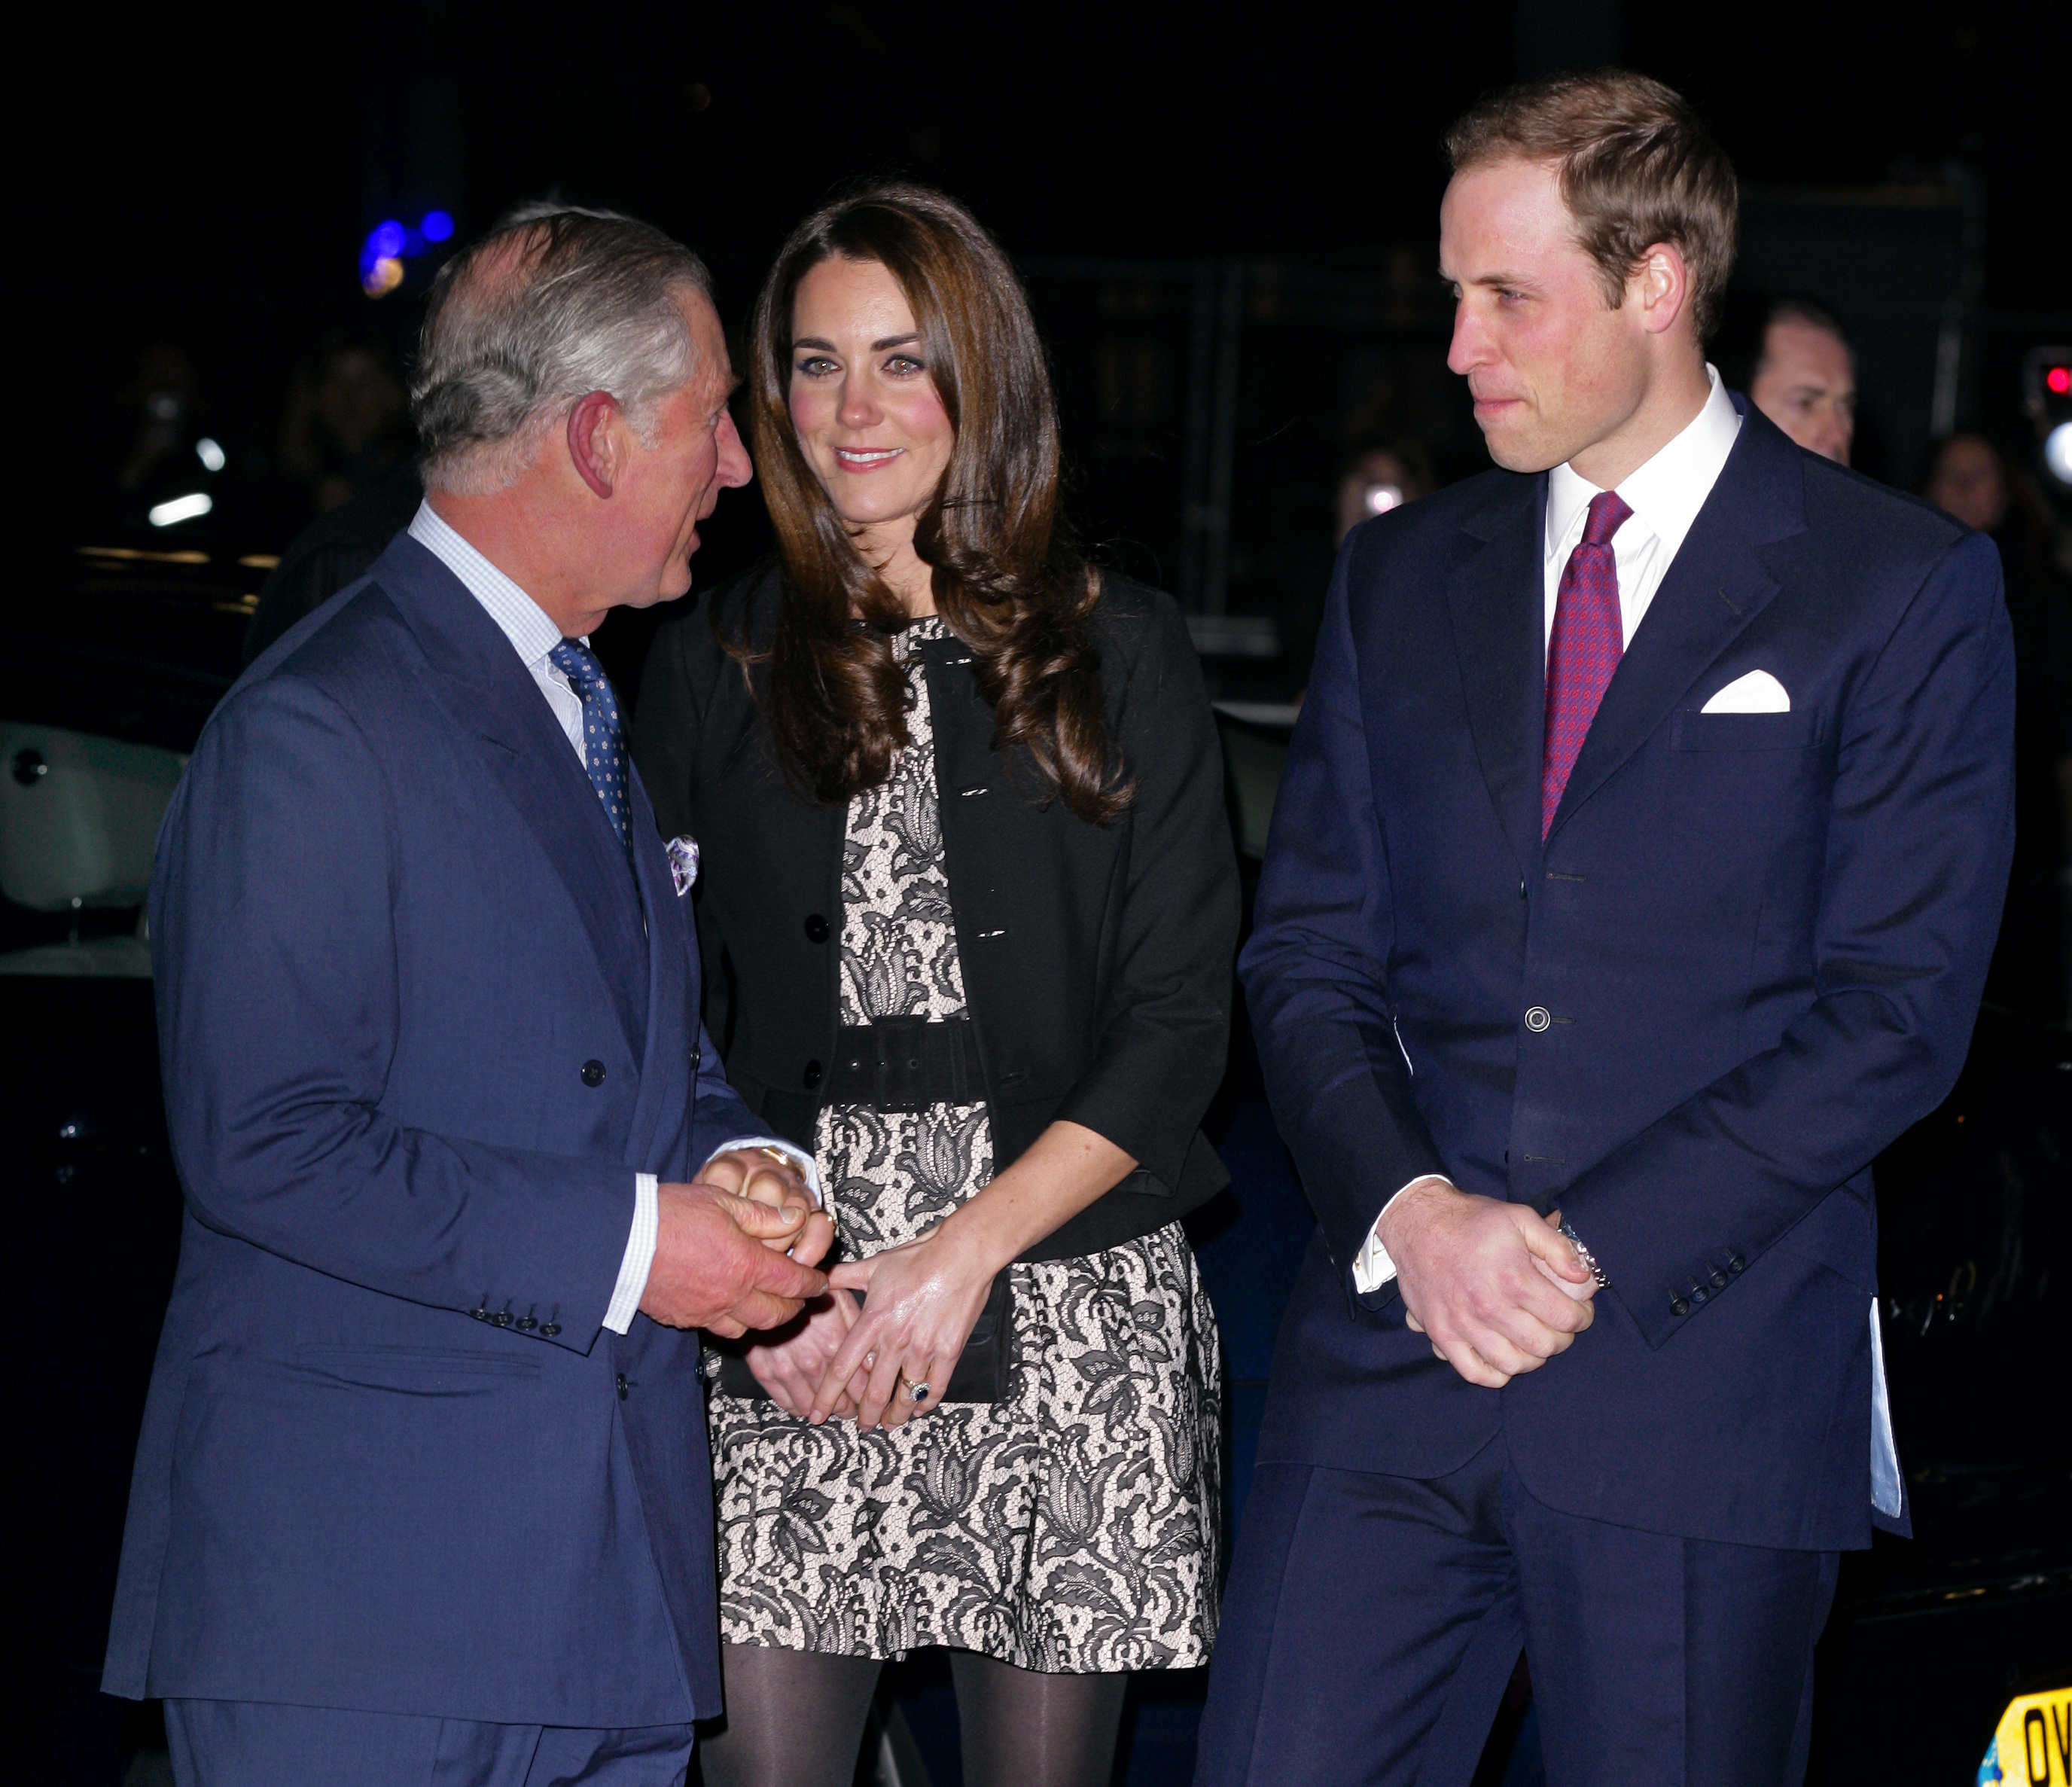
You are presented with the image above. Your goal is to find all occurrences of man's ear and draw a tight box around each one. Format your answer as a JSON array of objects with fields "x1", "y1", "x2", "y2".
[
  {"x1": 1635, "y1": 242, "x2": 1692, "y2": 338},
  {"x1": 566, "y1": 390, "x2": 624, "y2": 499}
]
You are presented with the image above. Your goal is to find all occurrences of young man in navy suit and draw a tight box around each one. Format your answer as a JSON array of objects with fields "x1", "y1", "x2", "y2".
[
  {"x1": 1197, "y1": 73, "x2": 2015, "y2": 1787},
  {"x1": 105, "y1": 209, "x2": 834, "y2": 1787}
]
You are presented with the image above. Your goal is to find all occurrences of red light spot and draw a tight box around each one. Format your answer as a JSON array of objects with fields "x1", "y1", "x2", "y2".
[{"x1": 2049, "y1": 366, "x2": 2072, "y2": 395}]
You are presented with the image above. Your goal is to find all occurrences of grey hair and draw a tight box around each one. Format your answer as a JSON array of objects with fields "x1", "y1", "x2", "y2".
[{"x1": 410, "y1": 203, "x2": 716, "y2": 496}]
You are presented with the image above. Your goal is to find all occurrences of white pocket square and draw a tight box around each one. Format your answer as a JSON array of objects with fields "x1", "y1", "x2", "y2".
[
  {"x1": 665, "y1": 834, "x2": 699, "y2": 898},
  {"x1": 1702, "y1": 669, "x2": 1790, "y2": 714}
]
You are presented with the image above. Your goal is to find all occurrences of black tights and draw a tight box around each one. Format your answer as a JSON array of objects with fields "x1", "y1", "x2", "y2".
[{"x1": 696, "y1": 1642, "x2": 1129, "y2": 1787}]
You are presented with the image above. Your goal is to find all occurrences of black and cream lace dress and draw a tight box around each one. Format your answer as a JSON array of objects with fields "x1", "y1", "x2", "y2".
[{"x1": 707, "y1": 618, "x2": 1222, "y2": 1673}]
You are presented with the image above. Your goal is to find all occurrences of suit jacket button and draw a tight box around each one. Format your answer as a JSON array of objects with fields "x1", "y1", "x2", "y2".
[
  {"x1": 580, "y1": 1060, "x2": 606, "y2": 1087},
  {"x1": 802, "y1": 1059, "x2": 823, "y2": 1090},
  {"x1": 1709, "y1": 1266, "x2": 1729, "y2": 1290},
  {"x1": 1688, "y1": 1281, "x2": 1708, "y2": 1304},
  {"x1": 1669, "y1": 1294, "x2": 1690, "y2": 1317},
  {"x1": 1726, "y1": 1252, "x2": 1745, "y2": 1274},
  {"x1": 539, "y1": 1322, "x2": 561, "y2": 1337},
  {"x1": 516, "y1": 1315, "x2": 538, "y2": 1332},
  {"x1": 803, "y1": 913, "x2": 830, "y2": 944},
  {"x1": 690, "y1": 1047, "x2": 702, "y2": 1072},
  {"x1": 1523, "y1": 1006, "x2": 1552, "y2": 1033}
]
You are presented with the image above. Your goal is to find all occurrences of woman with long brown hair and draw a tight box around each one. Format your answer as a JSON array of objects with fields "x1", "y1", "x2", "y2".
[{"x1": 632, "y1": 182, "x2": 1236, "y2": 1787}]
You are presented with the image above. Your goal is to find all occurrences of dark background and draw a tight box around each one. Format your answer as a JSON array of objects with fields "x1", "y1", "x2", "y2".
[
  {"x1": 11, "y1": 7, "x2": 2070, "y2": 1781},
  {"x1": 22, "y1": 0, "x2": 2072, "y2": 660}
]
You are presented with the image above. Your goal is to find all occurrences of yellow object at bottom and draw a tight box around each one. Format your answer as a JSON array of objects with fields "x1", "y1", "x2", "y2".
[{"x1": 1979, "y1": 1686, "x2": 2072, "y2": 1785}]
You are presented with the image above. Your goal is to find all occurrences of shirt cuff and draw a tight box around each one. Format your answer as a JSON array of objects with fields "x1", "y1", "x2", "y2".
[
  {"x1": 602, "y1": 1173, "x2": 660, "y2": 1334},
  {"x1": 701, "y1": 1138, "x2": 824, "y2": 1207},
  {"x1": 1350, "y1": 1174, "x2": 1452, "y2": 1293}
]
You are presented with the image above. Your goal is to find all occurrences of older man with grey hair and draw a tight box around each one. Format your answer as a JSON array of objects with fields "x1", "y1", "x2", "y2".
[{"x1": 104, "y1": 206, "x2": 829, "y2": 1787}]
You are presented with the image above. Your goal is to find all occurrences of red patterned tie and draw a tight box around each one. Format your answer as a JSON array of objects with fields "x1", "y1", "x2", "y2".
[{"x1": 1541, "y1": 489, "x2": 1632, "y2": 837}]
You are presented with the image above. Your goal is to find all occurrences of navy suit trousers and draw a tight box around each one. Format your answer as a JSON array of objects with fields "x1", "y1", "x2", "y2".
[
  {"x1": 1195, "y1": 1433, "x2": 1838, "y2": 1787},
  {"x1": 164, "y1": 1700, "x2": 693, "y2": 1787}
]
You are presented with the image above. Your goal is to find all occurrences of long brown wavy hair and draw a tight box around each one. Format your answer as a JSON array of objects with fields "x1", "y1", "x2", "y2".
[{"x1": 733, "y1": 181, "x2": 1127, "y2": 822}]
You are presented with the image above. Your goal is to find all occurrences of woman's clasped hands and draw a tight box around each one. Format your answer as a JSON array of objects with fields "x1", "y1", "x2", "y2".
[{"x1": 742, "y1": 1215, "x2": 998, "y2": 1430}]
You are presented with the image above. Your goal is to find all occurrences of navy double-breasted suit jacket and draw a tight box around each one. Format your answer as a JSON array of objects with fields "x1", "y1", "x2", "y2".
[
  {"x1": 104, "y1": 533, "x2": 755, "y2": 1724},
  {"x1": 1242, "y1": 402, "x2": 2015, "y2": 1553}
]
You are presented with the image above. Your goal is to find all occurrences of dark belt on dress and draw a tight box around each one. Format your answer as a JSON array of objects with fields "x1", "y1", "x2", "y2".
[
  {"x1": 712, "y1": 1014, "x2": 1011, "y2": 1406},
  {"x1": 823, "y1": 1014, "x2": 984, "y2": 1112}
]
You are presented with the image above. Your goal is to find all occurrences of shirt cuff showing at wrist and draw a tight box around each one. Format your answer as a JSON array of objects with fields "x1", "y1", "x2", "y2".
[
  {"x1": 602, "y1": 1172, "x2": 660, "y2": 1335},
  {"x1": 1352, "y1": 1221, "x2": 1398, "y2": 1294},
  {"x1": 1351, "y1": 1173, "x2": 1455, "y2": 1294}
]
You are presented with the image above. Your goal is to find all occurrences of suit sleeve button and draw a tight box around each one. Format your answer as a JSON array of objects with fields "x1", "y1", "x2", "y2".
[
  {"x1": 1726, "y1": 1252, "x2": 1745, "y2": 1273},
  {"x1": 803, "y1": 913, "x2": 830, "y2": 944},
  {"x1": 1709, "y1": 1266, "x2": 1729, "y2": 1290},
  {"x1": 540, "y1": 1322, "x2": 561, "y2": 1338},
  {"x1": 1669, "y1": 1294, "x2": 1690, "y2": 1317},
  {"x1": 580, "y1": 1060, "x2": 607, "y2": 1087},
  {"x1": 802, "y1": 1059, "x2": 823, "y2": 1090}
]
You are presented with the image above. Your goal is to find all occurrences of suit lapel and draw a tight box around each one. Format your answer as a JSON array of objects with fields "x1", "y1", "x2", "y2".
[
  {"x1": 1445, "y1": 473, "x2": 1546, "y2": 880},
  {"x1": 1547, "y1": 409, "x2": 1805, "y2": 841},
  {"x1": 374, "y1": 536, "x2": 650, "y2": 1060},
  {"x1": 622, "y1": 765, "x2": 689, "y2": 1172}
]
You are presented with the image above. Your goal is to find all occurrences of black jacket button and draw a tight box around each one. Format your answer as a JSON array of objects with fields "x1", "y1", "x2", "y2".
[
  {"x1": 1669, "y1": 1294, "x2": 1690, "y2": 1317},
  {"x1": 1726, "y1": 1252, "x2": 1745, "y2": 1274},
  {"x1": 615, "y1": 1373, "x2": 630, "y2": 1401},
  {"x1": 1709, "y1": 1266, "x2": 1729, "y2": 1290},
  {"x1": 580, "y1": 1060, "x2": 606, "y2": 1087},
  {"x1": 803, "y1": 913, "x2": 830, "y2": 944},
  {"x1": 539, "y1": 1322, "x2": 561, "y2": 1338},
  {"x1": 516, "y1": 1315, "x2": 538, "y2": 1332},
  {"x1": 802, "y1": 1059, "x2": 823, "y2": 1089}
]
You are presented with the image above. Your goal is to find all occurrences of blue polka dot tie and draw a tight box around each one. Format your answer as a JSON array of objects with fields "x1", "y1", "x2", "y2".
[{"x1": 549, "y1": 639, "x2": 632, "y2": 860}]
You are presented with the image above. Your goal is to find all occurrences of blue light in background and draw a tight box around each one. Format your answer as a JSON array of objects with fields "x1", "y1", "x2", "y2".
[{"x1": 359, "y1": 209, "x2": 456, "y2": 297}]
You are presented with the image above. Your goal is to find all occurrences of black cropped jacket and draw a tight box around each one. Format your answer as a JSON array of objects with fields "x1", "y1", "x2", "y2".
[{"x1": 630, "y1": 563, "x2": 1239, "y2": 1261}]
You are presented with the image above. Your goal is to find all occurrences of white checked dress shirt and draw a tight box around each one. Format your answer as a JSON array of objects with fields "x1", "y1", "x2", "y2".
[
  {"x1": 1351, "y1": 367, "x2": 1741, "y2": 1294},
  {"x1": 408, "y1": 502, "x2": 818, "y2": 1332}
]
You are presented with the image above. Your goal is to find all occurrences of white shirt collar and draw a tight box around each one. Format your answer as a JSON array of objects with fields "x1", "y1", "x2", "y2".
[
  {"x1": 407, "y1": 499, "x2": 569, "y2": 669},
  {"x1": 1545, "y1": 364, "x2": 1741, "y2": 563}
]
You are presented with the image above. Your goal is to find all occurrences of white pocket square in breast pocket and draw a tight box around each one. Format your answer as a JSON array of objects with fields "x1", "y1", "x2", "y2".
[
  {"x1": 1702, "y1": 669, "x2": 1790, "y2": 713},
  {"x1": 665, "y1": 834, "x2": 699, "y2": 898}
]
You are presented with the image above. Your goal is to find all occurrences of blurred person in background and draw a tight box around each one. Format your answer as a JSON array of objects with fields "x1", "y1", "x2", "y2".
[
  {"x1": 242, "y1": 457, "x2": 425, "y2": 662},
  {"x1": 276, "y1": 328, "x2": 413, "y2": 520},
  {"x1": 1742, "y1": 295, "x2": 1857, "y2": 465},
  {"x1": 634, "y1": 181, "x2": 1235, "y2": 1787},
  {"x1": 1334, "y1": 438, "x2": 1436, "y2": 544},
  {"x1": 106, "y1": 341, "x2": 228, "y2": 529},
  {"x1": 245, "y1": 332, "x2": 424, "y2": 661},
  {"x1": 1926, "y1": 432, "x2": 2072, "y2": 1019}
]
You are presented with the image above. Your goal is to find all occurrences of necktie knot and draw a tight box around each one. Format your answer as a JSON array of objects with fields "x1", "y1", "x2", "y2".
[
  {"x1": 1580, "y1": 489, "x2": 1632, "y2": 550},
  {"x1": 550, "y1": 639, "x2": 608, "y2": 691}
]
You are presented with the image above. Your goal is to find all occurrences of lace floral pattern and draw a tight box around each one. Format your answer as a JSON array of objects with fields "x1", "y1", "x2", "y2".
[{"x1": 708, "y1": 618, "x2": 1221, "y2": 1671}]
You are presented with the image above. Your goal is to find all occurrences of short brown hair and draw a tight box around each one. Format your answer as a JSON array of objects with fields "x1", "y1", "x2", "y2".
[
  {"x1": 739, "y1": 181, "x2": 1126, "y2": 822},
  {"x1": 1445, "y1": 70, "x2": 1738, "y2": 340}
]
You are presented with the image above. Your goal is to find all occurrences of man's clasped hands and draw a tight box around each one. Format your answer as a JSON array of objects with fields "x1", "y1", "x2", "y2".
[{"x1": 635, "y1": 1148, "x2": 947, "y2": 1431}]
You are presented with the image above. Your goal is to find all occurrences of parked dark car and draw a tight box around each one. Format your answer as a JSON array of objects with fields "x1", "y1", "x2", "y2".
[{"x1": 4, "y1": 556, "x2": 2064, "y2": 1785}]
